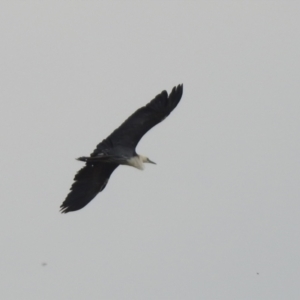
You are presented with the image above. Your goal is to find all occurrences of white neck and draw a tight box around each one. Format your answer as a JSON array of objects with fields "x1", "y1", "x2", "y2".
[{"x1": 127, "y1": 156, "x2": 145, "y2": 170}]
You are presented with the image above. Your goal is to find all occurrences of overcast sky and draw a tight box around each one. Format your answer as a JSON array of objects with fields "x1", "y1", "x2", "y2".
[{"x1": 1, "y1": 1, "x2": 300, "y2": 299}]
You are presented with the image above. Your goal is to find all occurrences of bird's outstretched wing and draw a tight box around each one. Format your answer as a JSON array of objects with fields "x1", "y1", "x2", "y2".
[
  {"x1": 98, "y1": 84, "x2": 183, "y2": 150},
  {"x1": 60, "y1": 162, "x2": 118, "y2": 213}
]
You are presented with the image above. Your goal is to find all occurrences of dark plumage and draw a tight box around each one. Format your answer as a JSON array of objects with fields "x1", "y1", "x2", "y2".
[{"x1": 61, "y1": 84, "x2": 183, "y2": 213}]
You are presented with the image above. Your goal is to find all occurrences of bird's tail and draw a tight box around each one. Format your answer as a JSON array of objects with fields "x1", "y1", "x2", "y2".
[
  {"x1": 77, "y1": 156, "x2": 100, "y2": 162},
  {"x1": 77, "y1": 155, "x2": 124, "y2": 163}
]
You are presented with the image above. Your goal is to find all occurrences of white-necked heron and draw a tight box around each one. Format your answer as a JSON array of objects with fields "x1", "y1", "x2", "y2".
[{"x1": 61, "y1": 84, "x2": 183, "y2": 213}]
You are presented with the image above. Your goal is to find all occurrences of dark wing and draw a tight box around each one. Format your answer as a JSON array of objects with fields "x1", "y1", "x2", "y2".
[
  {"x1": 60, "y1": 162, "x2": 118, "y2": 213},
  {"x1": 97, "y1": 84, "x2": 183, "y2": 150}
]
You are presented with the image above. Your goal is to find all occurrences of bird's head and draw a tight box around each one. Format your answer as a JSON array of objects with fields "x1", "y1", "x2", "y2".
[{"x1": 140, "y1": 155, "x2": 156, "y2": 165}]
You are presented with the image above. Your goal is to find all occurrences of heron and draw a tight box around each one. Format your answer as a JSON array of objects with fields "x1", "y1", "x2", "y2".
[{"x1": 60, "y1": 84, "x2": 183, "y2": 213}]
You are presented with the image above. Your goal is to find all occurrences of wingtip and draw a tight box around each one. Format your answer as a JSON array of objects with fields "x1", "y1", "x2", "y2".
[
  {"x1": 171, "y1": 84, "x2": 183, "y2": 94},
  {"x1": 177, "y1": 83, "x2": 183, "y2": 91},
  {"x1": 60, "y1": 205, "x2": 68, "y2": 214},
  {"x1": 170, "y1": 83, "x2": 183, "y2": 99}
]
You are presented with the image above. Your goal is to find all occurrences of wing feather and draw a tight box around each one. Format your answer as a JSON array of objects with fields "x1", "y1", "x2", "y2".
[
  {"x1": 96, "y1": 84, "x2": 183, "y2": 150},
  {"x1": 60, "y1": 163, "x2": 118, "y2": 213}
]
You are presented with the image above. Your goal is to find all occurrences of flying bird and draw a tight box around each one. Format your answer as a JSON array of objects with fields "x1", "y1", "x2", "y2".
[{"x1": 60, "y1": 84, "x2": 183, "y2": 213}]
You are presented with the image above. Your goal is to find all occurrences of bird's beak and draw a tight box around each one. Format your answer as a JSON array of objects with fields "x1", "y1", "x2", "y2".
[{"x1": 147, "y1": 158, "x2": 156, "y2": 164}]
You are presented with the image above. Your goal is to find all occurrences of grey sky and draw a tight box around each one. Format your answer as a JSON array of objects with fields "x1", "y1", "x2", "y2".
[{"x1": 1, "y1": 1, "x2": 300, "y2": 299}]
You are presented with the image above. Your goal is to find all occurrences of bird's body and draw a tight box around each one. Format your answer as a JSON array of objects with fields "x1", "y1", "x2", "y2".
[{"x1": 61, "y1": 84, "x2": 183, "y2": 213}]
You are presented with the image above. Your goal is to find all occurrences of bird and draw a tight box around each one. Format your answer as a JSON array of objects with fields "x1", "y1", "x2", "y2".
[{"x1": 60, "y1": 84, "x2": 183, "y2": 213}]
